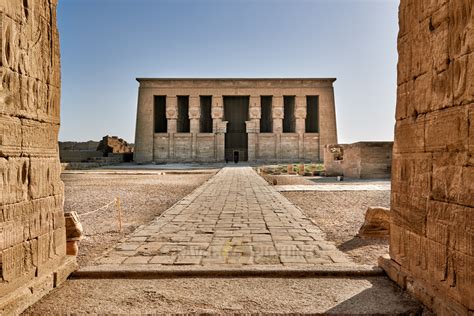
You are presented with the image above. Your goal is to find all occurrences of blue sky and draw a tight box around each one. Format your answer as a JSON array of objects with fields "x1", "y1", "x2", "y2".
[{"x1": 58, "y1": 0, "x2": 399, "y2": 143}]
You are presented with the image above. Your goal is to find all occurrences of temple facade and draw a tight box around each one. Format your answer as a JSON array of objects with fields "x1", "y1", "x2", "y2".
[{"x1": 134, "y1": 78, "x2": 337, "y2": 163}]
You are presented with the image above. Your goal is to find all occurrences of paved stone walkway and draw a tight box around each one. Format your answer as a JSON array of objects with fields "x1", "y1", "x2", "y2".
[{"x1": 96, "y1": 167, "x2": 353, "y2": 267}]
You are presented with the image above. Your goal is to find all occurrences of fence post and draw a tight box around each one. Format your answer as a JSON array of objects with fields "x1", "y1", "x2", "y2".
[{"x1": 115, "y1": 197, "x2": 123, "y2": 233}]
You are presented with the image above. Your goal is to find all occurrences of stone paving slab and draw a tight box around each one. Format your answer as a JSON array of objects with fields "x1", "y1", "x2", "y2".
[
  {"x1": 274, "y1": 183, "x2": 391, "y2": 192},
  {"x1": 94, "y1": 167, "x2": 355, "y2": 268}
]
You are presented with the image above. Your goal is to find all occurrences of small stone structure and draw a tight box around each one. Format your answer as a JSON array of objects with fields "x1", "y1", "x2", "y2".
[
  {"x1": 358, "y1": 207, "x2": 390, "y2": 238},
  {"x1": 134, "y1": 78, "x2": 338, "y2": 163},
  {"x1": 324, "y1": 142, "x2": 393, "y2": 178},
  {"x1": 96, "y1": 135, "x2": 133, "y2": 155},
  {"x1": 59, "y1": 136, "x2": 133, "y2": 163},
  {"x1": 0, "y1": 1, "x2": 77, "y2": 313},
  {"x1": 379, "y1": 0, "x2": 473, "y2": 314}
]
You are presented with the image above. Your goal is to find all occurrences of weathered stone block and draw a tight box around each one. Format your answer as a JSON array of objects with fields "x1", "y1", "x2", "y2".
[
  {"x1": 393, "y1": 117, "x2": 425, "y2": 153},
  {"x1": 0, "y1": 157, "x2": 29, "y2": 205},
  {"x1": 391, "y1": 153, "x2": 432, "y2": 198},
  {"x1": 453, "y1": 52, "x2": 474, "y2": 106},
  {"x1": 424, "y1": 106, "x2": 469, "y2": 152},
  {"x1": 0, "y1": 114, "x2": 22, "y2": 156},
  {"x1": 431, "y1": 67, "x2": 452, "y2": 110},
  {"x1": 431, "y1": 151, "x2": 472, "y2": 206},
  {"x1": 28, "y1": 157, "x2": 63, "y2": 199},
  {"x1": 2, "y1": 242, "x2": 25, "y2": 282},
  {"x1": 358, "y1": 206, "x2": 390, "y2": 238}
]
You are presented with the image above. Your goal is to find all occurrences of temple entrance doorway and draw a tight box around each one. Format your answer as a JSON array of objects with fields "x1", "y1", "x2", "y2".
[{"x1": 224, "y1": 96, "x2": 249, "y2": 162}]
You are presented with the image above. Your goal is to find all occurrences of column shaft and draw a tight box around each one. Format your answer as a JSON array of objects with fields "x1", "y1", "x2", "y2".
[
  {"x1": 295, "y1": 96, "x2": 307, "y2": 160},
  {"x1": 212, "y1": 95, "x2": 225, "y2": 161},
  {"x1": 166, "y1": 96, "x2": 178, "y2": 160},
  {"x1": 134, "y1": 87, "x2": 154, "y2": 163},
  {"x1": 319, "y1": 87, "x2": 338, "y2": 159},
  {"x1": 189, "y1": 96, "x2": 200, "y2": 159},
  {"x1": 272, "y1": 95, "x2": 284, "y2": 160}
]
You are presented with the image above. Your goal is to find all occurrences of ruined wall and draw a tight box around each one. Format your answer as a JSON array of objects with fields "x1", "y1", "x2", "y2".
[
  {"x1": 380, "y1": 0, "x2": 473, "y2": 314},
  {"x1": 96, "y1": 135, "x2": 133, "y2": 155},
  {"x1": 324, "y1": 142, "x2": 393, "y2": 179},
  {"x1": 0, "y1": 1, "x2": 76, "y2": 313}
]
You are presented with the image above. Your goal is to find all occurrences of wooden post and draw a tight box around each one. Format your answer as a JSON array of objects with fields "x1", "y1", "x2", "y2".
[{"x1": 115, "y1": 197, "x2": 123, "y2": 232}]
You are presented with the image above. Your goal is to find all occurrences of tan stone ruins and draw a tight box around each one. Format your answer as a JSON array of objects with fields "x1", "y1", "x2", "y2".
[
  {"x1": 59, "y1": 135, "x2": 133, "y2": 164},
  {"x1": 324, "y1": 142, "x2": 393, "y2": 179},
  {"x1": 0, "y1": 0, "x2": 76, "y2": 313},
  {"x1": 379, "y1": 0, "x2": 473, "y2": 314},
  {"x1": 134, "y1": 78, "x2": 338, "y2": 163}
]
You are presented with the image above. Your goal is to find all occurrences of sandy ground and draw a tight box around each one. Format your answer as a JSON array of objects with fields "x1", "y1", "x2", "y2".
[
  {"x1": 24, "y1": 277, "x2": 421, "y2": 314},
  {"x1": 282, "y1": 190, "x2": 390, "y2": 265},
  {"x1": 24, "y1": 169, "x2": 417, "y2": 314},
  {"x1": 260, "y1": 173, "x2": 390, "y2": 265},
  {"x1": 62, "y1": 170, "x2": 215, "y2": 266}
]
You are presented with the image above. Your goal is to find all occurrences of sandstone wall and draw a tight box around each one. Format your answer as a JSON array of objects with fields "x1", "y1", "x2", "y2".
[
  {"x1": 324, "y1": 142, "x2": 393, "y2": 179},
  {"x1": 0, "y1": 1, "x2": 76, "y2": 313},
  {"x1": 380, "y1": 1, "x2": 473, "y2": 314}
]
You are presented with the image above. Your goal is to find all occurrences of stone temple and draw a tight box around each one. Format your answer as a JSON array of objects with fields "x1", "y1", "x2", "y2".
[{"x1": 134, "y1": 78, "x2": 337, "y2": 163}]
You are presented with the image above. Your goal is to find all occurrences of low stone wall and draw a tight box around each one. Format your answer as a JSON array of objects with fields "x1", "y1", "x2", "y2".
[
  {"x1": 59, "y1": 150, "x2": 104, "y2": 162},
  {"x1": 324, "y1": 142, "x2": 393, "y2": 178}
]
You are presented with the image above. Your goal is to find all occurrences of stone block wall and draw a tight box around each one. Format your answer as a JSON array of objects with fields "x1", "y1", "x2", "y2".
[
  {"x1": 380, "y1": 0, "x2": 473, "y2": 314},
  {"x1": 134, "y1": 78, "x2": 337, "y2": 163},
  {"x1": 0, "y1": 1, "x2": 76, "y2": 313},
  {"x1": 324, "y1": 142, "x2": 393, "y2": 179}
]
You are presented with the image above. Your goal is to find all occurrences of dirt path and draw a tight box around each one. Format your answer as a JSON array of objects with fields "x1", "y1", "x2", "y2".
[{"x1": 25, "y1": 277, "x2": 421, "y2": 314}]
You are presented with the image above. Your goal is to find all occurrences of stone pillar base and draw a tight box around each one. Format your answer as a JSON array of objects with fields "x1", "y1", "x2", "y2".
[
  {"x1": 378, "y1": 255, "x2": 470, "y2": 315},
  {"x1": 0, "y1": 256, "x2": 78, "y2": 315}
]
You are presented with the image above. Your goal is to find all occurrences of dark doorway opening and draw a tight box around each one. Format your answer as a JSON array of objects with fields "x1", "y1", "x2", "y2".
[{"x1": 224, "y1": 96, "x2": 248, "y2": 162}]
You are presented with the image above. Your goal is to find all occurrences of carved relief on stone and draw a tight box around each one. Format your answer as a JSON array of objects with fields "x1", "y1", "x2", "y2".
[
  {"x1": 272, "y1": 107, "x2": 284, "y2": 119},
  {"x1": 212, "y1": 96, "x2": 222, "y2": 108},
  {"x1": 249, "y1": 107, "x2": 261, "y2": 119},
  {"x1": 166, "y1": 108, "x2": 177, "y2": 119},
  {"x1": 273, "y1": 125, "x2": 283, "y2": 133},
  {"x1": 212, "y1": 107, "x2": 223, "y2": 119},
  {"x1": 295, "y1": 107, "x2": 307, "y2": 119},
  {"x1": 215, "y1": 121, "x2": 227, "y2": 133},
  {"x1": 188, "y1": 107, "x2": 200, "y2": 119},
  {"x1": 249, "y1": 96, "x2": 260, "y2": 108},
  {"x1": 245, "y1": 120, "x2": 259, "y2": 133}
]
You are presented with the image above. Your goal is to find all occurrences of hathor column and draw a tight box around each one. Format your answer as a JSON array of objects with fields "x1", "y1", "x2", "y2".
[
  {"x1": 166, "y1": 95, "x2": 178, "y2": 160},
  {"x1": 272, "y1": 95, "x2": 284, "y2": 159},
  {"x1": 246, "y1": 95, "x2": 261, "y2": 161},
  {"x1": 212, "y1": 95, "x2": 226, "y2": 161},
  {"x1": 295, "y1": 95, "x2": 307, "y2": 159},
  {"x1": 189, "y1": 95, "x2": 200, "y2": 159}
]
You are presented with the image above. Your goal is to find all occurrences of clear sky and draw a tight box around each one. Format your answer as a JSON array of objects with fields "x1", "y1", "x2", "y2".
[{"x1": 57, "y1": 0, "x2": 399, "y2": 143}]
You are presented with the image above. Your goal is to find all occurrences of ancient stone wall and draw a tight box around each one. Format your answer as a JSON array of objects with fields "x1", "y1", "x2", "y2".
[
  {"x1": 0, "y1": 1, "x2": 76, "y2": 313},
  {"x1": 96, "y1": 135, "x2": 133, "y2": 155},
  {"x1": 324, "y1": 142, "x2": 393, "y2": 178},
  {"x1": 134, "y1": 78, "x2": 337, "y2": 163},
  {"x1": 380, "y1": 1, "x2": 473, "y2": 314}
]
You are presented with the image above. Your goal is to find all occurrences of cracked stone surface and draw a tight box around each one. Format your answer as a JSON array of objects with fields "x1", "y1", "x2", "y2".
[{"x1": 96, "y1": 167, "x2": 354, "y2": 267}]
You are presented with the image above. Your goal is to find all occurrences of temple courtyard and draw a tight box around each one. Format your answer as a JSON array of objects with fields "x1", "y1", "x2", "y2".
[{"x1": 24, "y1": 164, "x2": 420, "y2": 314}]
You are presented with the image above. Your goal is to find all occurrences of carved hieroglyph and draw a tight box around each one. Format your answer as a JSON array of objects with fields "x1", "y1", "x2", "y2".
[
  {"x1": 380, "y1": 1, "x2": 473, "y2": 314},
  {"x1": 0, "y1": 1, "x2": 76, "y2": 313}
]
